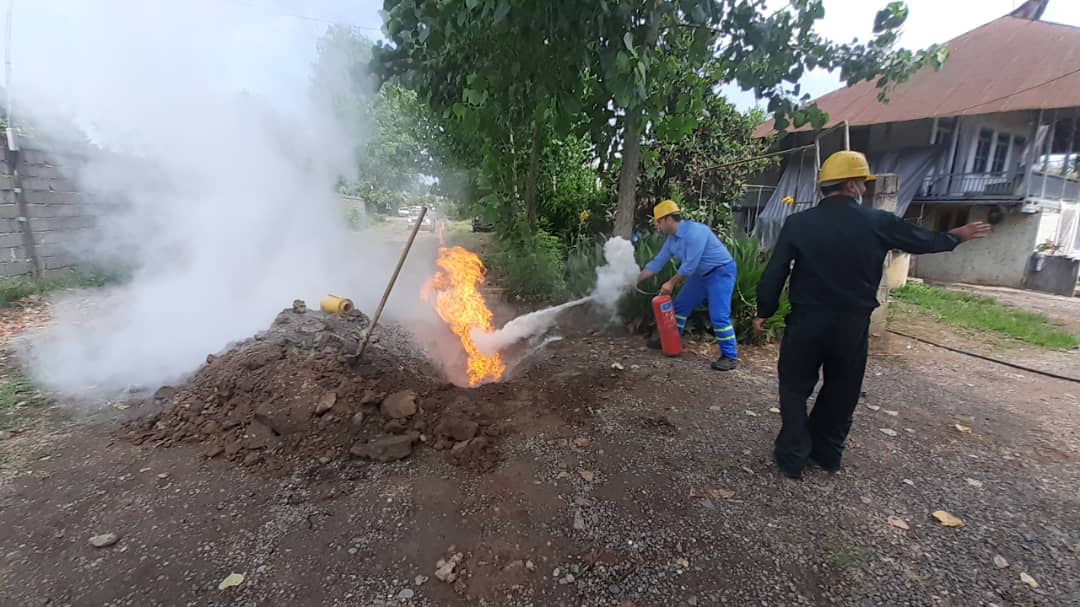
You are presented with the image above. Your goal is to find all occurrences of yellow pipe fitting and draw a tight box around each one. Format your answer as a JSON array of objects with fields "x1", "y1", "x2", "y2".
[{"x1": 320, "y1": 295, "x2": 354, "y2": 316}]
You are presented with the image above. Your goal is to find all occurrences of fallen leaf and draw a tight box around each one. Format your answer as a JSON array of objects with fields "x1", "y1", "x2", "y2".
[
  {"x1": 768, "y1": 407, "x2": 780, "y2": 414},
  {"x1": 1019, "y1": 572, "x2": 1038, "y2": 588},
  {"x1": 887, "y1": 516, "x2": 910, "y2": 530},
  {"x1": 954, "y1": 424, "x2": 972, "y2": 433},
  {"x1": 903, "y1": 479, "x2": 915, "y2": 486},
  {"x1": 744, "y1": 410, "x2": 759, "y2": 417},
  {"x1": 218, "y1": 573, "x2": 245, "y2": 591},
  {"x1": 879, "y1": 428, "x2": 898, "y2": 437},
  {"x1": 865, "y1": 404, "x2": 881, "y2": 412},
  {"x1": 708, "y1": 405, "x2": 722, "y2": 412},
  {"x1": 965, "y1": 478, "x2": 983, "y2": 488},
  {"x1": 577, "y1": 469, "x2": 595, "y2": 482},
  {"x1": 573, "y1": 437, "x2": 591, "y2": 448},
  {"x1": 993, "y1": 555, "x2": 1009, "y2": 569},
  {"x1": 611, "y1": 362, "x2": 625, "y2": 371},
  {"x1": 884, "y1": 410, "x2": 899, "y2": 417},
  {"x1": 674, "y1": 558, "x2": 690, "y2": 569},
  {"x1": 931, "y1": 511, "x2": 965, "y2": 528}
]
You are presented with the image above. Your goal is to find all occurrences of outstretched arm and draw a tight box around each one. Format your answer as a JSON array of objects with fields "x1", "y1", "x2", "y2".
[{"x1": 877, "y1": 212, "x2": 991, "y2": 254}]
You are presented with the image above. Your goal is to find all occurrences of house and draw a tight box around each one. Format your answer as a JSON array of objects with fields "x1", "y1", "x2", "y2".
[{"x1": 748, "y1": 1, "x2": 1080, "y2": 295}]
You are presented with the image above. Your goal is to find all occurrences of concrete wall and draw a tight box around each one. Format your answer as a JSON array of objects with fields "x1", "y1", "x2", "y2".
[
  {"x1": 0, "y1": 144, "x2": 97, "y2": 279},
  {"x1": 911, "y1": 206, "x2": 1039, "y2": 288},
  {"x1": 1024, "y1": 254, "x2": 1080, "y2": 296}
]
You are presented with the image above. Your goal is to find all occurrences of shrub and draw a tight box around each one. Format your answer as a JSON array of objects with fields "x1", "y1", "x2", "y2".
[{"x1": 488, "y1": 226, "x2": 568, "y2": 303}]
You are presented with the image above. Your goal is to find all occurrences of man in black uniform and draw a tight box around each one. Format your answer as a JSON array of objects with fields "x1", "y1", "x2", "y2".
[{"x1": 755, "y1": 150, "x2": 991, "y2": 479}]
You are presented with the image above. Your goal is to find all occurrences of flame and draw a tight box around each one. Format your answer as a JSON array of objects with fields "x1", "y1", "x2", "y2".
[{"x1": 422, "y1": 246, "x2": 506, "y2": 386}]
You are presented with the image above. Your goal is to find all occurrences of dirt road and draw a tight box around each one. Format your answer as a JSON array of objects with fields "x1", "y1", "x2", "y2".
[{"x1": 1, "y1": 299, "x2": 1079, "y2": 606}]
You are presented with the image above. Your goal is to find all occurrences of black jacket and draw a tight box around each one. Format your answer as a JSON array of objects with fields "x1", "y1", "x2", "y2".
[{"x1": 757, "y1": 195, "x2": 961, "y2": 318}]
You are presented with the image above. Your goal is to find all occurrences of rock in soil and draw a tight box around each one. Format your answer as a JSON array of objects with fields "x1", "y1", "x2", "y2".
[
  {"x1": 89, "y1": 533, "x2": 119, "y2": 548},
  {"x1": 435, "y1": 414, "x2": 478, "y2": 442},
  {"x1": 381, "y1": 390, "x2": 418, "y2": 419},
  {"x1": 315, "y1": 391, "x2": 337, "y2": 415},
  {"x1": 350, "y1": 434, "x2": 417, "y2": 463}
]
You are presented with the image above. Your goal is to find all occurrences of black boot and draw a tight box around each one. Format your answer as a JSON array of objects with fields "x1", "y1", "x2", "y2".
[
  {"x1": 774, "y1": 453, "x2": 803, "y2": 480},
  {"x1": 711, "y1": 357, "x2": 737, "y2": 371}
]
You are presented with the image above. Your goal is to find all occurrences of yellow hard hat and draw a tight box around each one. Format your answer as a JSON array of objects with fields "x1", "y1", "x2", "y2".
[
  {"x1": 818, "y1": 150, "x2": 876, "y2": 185},
  {"x1": 653, "y1": 199, "x2": 680, "y2": 222}
]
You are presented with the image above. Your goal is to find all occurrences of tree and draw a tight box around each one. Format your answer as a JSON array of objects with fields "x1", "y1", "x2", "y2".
[
  {"x1": 375, "y1": 1, "x2": 946, "y2": 236},
  {"x1": 312, "y1": 26, "x2": 438, "y2": 208}
]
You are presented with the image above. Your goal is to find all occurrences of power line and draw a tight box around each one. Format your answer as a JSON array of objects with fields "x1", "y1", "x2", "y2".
[{"x1": 949, "y1": 65, "x2": 1080, "y2": 115}]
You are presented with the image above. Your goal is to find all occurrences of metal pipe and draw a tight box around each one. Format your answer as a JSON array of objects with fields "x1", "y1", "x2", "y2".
[{"x1": 356, "y1": 206, "x2": 428, "y2": 361}]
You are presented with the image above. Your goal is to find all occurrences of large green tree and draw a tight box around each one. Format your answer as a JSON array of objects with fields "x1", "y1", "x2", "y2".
[{"x1": 376, "y1": 0, "x2": 945, "y2": 236}]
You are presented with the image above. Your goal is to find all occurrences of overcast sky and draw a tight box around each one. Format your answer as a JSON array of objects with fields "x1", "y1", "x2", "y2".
[{"x1": 10, "y1": 0, "x2": 1080, "y2": 140}]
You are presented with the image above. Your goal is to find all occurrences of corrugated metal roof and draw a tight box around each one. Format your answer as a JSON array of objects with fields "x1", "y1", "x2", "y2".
[{"x1": 754, "y1": 16, "x2": 1080, "y2": 137}]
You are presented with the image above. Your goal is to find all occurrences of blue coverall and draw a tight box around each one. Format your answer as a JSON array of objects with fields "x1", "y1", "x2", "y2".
[{"x1": 645, "y1": 221, "x2": 738, "y2": 360}]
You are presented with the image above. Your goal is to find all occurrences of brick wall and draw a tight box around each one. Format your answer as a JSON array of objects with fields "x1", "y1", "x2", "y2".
[{"x1": 0, "y1": 142, "x2": 98, "y2": 279}]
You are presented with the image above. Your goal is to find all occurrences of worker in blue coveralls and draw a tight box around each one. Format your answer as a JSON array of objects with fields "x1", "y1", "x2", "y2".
[{"x1": 636, "y1": 200, "x2": 739, "y2": 371}]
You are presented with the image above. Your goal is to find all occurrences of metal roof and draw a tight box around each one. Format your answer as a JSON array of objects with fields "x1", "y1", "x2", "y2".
[{"x1": 754, "y1": 16, "x2": 1080, "y2": 137}]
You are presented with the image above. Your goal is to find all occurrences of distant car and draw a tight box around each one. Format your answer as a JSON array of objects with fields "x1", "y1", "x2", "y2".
[
  {"x1": 409, "y1": 211, "x2": 435, "y2": 232},
  {"x1": 472, "y1": 217, "x2": 494, "y2": 233},
  {"x1": 397, "y1": 207, "x2": 411, "y2": 217}
]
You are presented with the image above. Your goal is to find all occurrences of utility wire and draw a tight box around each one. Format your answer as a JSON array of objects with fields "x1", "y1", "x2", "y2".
[{"x1": 888, "y1": 329, "x2": 1080, "y2": 384}]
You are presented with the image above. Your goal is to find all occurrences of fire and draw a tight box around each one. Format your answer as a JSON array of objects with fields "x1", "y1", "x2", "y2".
[{"x1": 422, "y1": 246, "x2": 506, "y2": 386}]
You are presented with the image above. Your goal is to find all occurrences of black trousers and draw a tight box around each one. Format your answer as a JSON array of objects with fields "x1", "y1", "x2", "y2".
[{"x1": 773, "y1": 307, "x2": 871, "y2": 473}]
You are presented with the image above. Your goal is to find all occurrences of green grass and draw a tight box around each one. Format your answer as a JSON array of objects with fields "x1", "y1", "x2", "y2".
[
  {"x1": 0, "y1": 267, "x2": 125, "y2": 307},
  {"x1": 0, "y1": 373, "x2": 39, "y2": 430},
  {"x1": 892, "y1": 283, "x2": 1080, "y2": 350}
]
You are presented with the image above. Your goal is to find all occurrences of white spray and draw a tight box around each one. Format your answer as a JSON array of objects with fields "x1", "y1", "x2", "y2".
[{"x1": 471, "y1": 236, "x2": 640, "y2": 356}]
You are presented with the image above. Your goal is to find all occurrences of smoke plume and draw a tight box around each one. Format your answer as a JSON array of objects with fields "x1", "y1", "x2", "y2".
[{"x1": 14, "y1": 0, "x2": 445, "y2": 398}]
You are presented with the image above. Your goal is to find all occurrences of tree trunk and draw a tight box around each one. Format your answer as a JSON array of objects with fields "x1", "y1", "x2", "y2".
[
  {"x1": 613, "y1": 113, "x2": 644, "y2": 238},
  {"x1": 524, "y1": 118, "x2": 544, "y2": 230},
  {"x1": 612, "y1": 4, "x2": 660, "y2": 238}
]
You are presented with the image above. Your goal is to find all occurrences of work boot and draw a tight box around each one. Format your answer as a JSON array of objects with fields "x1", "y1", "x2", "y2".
[
  {"x1": 710, "y1": 357, "x2": 737, "y2": 371},
  {"x1": 809, "y1": 452, "x2": 841, "y2": 474},
  {"x1": 774, "y1": 453, "x2": 803, "y2": 480}
]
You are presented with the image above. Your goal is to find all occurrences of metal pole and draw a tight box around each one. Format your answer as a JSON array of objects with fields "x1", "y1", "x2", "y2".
[
  {"x1": 5, "y1": 0, "x2": 15, "y2": 150},
  {"x1": 355, "y1": 206, "x2": 428, "y2": 361},
  {"x1": 1060, "y1": 111, "x2": 1076, "y2": 201},
  {"x1": 1041, "y1": 108, "x2": 1057, "y2": 200},
  {"x1": 1025, "y1": 109, "x2": 1043, "y2": 199},
  {"x1": 844, "y1": 121, "x2": 850, "y2": 151}
]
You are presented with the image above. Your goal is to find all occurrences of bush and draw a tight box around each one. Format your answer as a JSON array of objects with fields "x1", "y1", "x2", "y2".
[{"x1": 488, "y1": 226, "x2": 568, "y2": 303}]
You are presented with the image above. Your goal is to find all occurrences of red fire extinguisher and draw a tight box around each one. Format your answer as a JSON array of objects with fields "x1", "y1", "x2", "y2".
[{"x1": 652, "y1": 295, "x2": 682, "y2": 357}]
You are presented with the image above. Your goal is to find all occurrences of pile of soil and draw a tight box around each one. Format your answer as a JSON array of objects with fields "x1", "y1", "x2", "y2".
[{"x1": 127, "y1": 302, "x2": 506, "y2": 472}]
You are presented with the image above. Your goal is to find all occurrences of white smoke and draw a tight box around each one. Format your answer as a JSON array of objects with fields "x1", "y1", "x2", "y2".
[
  {"x1": 471, "y1": 236, "x2": 640, "y2": 356},
  {"x1": 590, "y1": 237, "x2": 640, "y2": 310},
  {"x1": 15, "y1": 0, "x2": 444, "y2": 397}
]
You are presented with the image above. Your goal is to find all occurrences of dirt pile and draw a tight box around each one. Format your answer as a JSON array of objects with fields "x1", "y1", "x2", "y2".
[{"x1": 127, "y1": 302, "x2": 505, "y2": 472}]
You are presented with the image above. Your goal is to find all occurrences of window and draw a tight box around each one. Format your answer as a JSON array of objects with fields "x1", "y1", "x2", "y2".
[
  {"x1": 991, "y1": 134, "x2": 1011, "y2": 173},
  {"x1": 973, "y1": 129, "x2": 994, "y2": 173},
  {"x1": 933, "y1": 206, "x2": 971, "y2": 232}
]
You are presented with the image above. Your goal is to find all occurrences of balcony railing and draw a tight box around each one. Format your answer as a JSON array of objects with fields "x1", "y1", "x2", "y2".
[
  {"x1": 917, "y1": 171, "x2": 1080, "y2": 203},
  {"x1": 917, "y1": 172, "x2": 1023, "y2": 200}
]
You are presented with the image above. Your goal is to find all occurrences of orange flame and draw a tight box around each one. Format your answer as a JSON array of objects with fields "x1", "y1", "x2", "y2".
[{"x1": 422, "y1": 246, "x2": 506, "y2": 386}]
